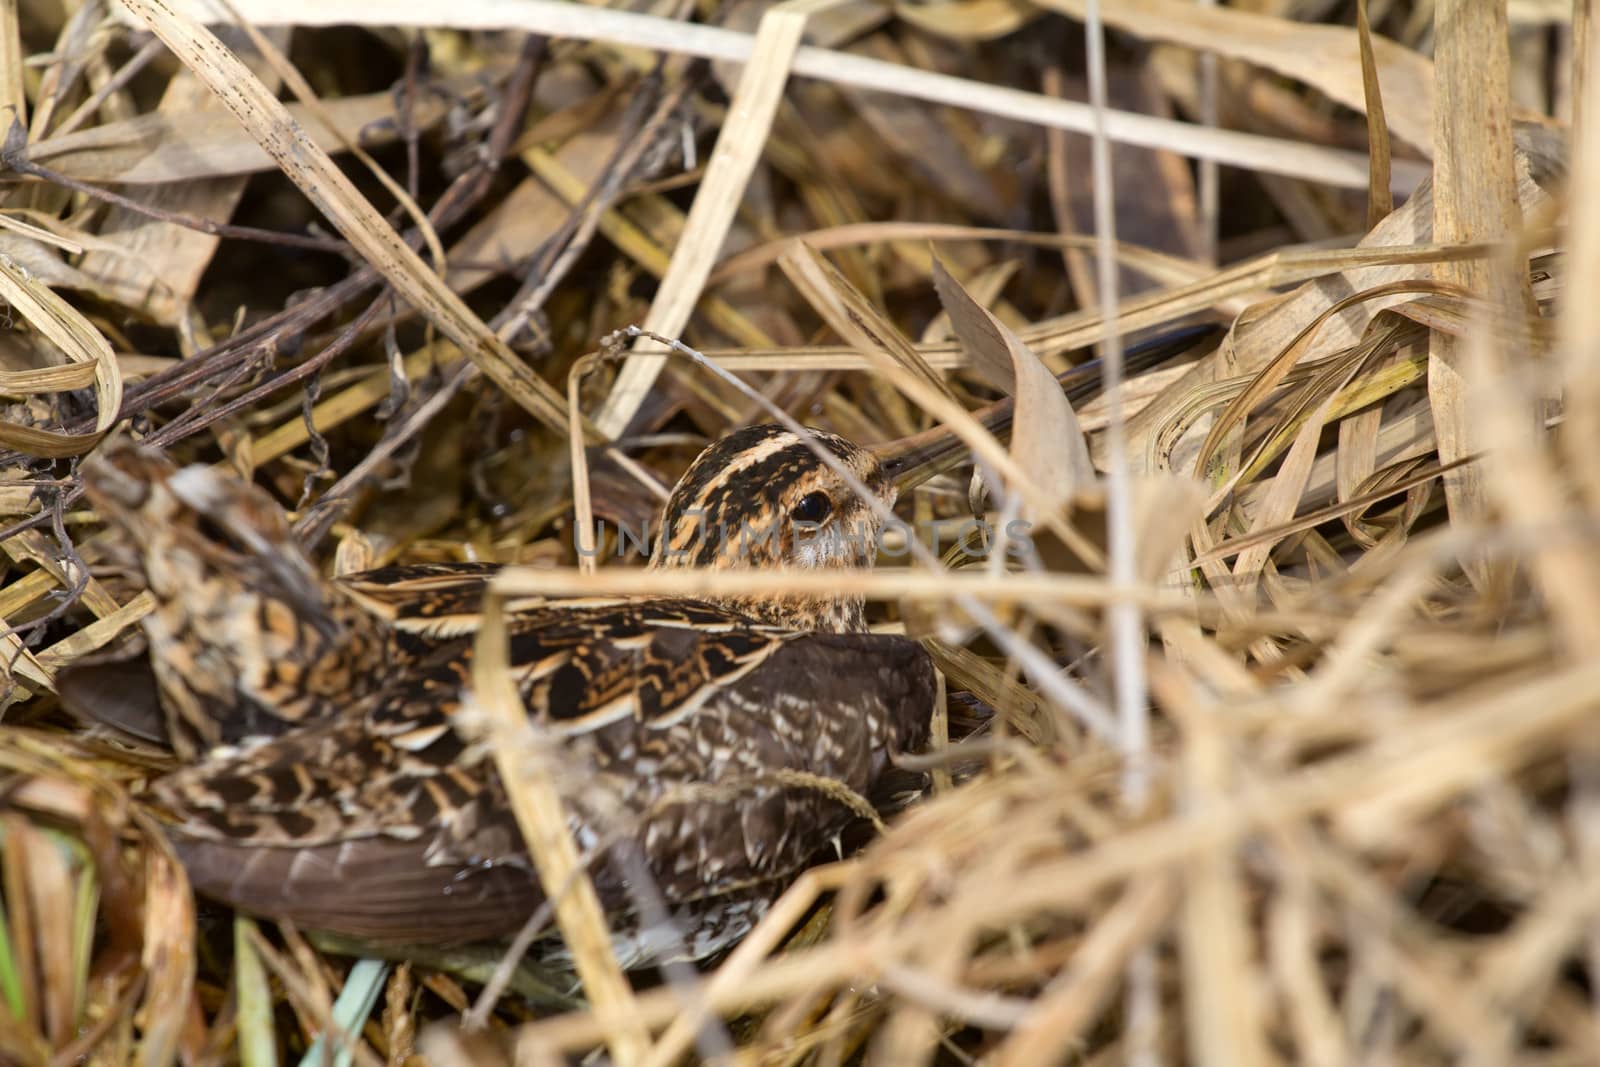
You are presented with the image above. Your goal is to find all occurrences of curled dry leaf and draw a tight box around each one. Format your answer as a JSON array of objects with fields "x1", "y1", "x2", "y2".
[
  {"x1": 0, "y1": 233, "x2": 98, "y2": 293},
  {"x1": 0, "y1": 247, "x2": 122, "y2": 457},
  {"x1": 1131, "y1": 475, "x2": 1208, "y2": 584},
  {"x1": 1147, "y1": 126, "x2": 1564, "y2": 487},
  {"x1": 931, "y1": 256, "x2": 1094, "y2": 518},
  {"x1": 1229, "y1": 125, "x2": 1560, "y2": 380}
]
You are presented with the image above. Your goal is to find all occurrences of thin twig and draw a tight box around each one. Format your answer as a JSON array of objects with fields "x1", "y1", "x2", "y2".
[{"x1": 3, "y1": 124, "x2": 352, "y2": 256}]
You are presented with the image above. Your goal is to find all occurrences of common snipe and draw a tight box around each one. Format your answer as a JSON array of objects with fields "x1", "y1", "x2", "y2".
[
  {"x1": 64, "y1": 326, "x2": 1213, "y2": 964},
  {"x1": 73, "y1": 426, "x2": 938, "y2": 962}
]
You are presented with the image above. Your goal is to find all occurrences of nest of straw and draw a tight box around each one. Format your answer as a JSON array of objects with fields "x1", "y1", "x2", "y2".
[{"x1": 0, "y1": 0, "x2": 1593, "y2": 1063}]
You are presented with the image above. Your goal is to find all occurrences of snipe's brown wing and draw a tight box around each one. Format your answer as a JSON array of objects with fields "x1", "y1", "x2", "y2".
[
  {"x1": 334, "y1": 560, "x2": 647, "y2": 647},
  {"x1": 154, "y1": 601, "x2": 936, "y2": 950}
]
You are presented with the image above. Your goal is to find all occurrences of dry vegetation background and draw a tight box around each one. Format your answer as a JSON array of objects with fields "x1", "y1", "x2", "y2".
[{"x1": 0, "y1": 0, "x2": 1593, "y2": 1063}]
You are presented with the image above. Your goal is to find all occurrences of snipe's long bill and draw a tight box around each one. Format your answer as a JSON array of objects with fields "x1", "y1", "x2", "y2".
[
  {"x1": 61, "y1": 324, "x2": 1214, "y2": 963},
  {"x1": 877, "y1": 323, "x2": 1215, "y2": 490}
]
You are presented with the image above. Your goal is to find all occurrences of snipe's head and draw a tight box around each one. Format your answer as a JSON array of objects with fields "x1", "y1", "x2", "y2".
[
  {"x1": 649, "y1": 425, "x2": 894, "y2": 632},
  {"x1": 82, "y1": 442, "x2": 328, "y2": 622}
]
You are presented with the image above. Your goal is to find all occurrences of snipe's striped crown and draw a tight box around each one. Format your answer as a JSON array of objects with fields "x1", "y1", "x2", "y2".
[{"x1": 649, "y1": 425, "x2": 896, "y2": 633}]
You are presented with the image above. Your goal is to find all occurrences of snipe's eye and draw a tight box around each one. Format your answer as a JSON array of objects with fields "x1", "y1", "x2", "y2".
[{"x1": 792, "y1": 491, "x2": 833, "y2": 524}]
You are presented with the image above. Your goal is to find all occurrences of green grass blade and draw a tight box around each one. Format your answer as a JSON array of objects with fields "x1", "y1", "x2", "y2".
[{"x1": 300, "y1": 957, "x2": 387, "y2": 1067}]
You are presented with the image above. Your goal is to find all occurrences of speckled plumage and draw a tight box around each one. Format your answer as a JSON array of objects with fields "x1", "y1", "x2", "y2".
[
  {"x1": 79, "y1": 446, "x2": 394, "y2": 759},
  {"x1": 74, "y1": 427, "x2": 936, "y2": 962}
]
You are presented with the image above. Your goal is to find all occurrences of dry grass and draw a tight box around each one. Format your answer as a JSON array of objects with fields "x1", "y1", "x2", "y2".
[{"x1": 0, "y1": 0, "x2": 1591, "y2": 1064}]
